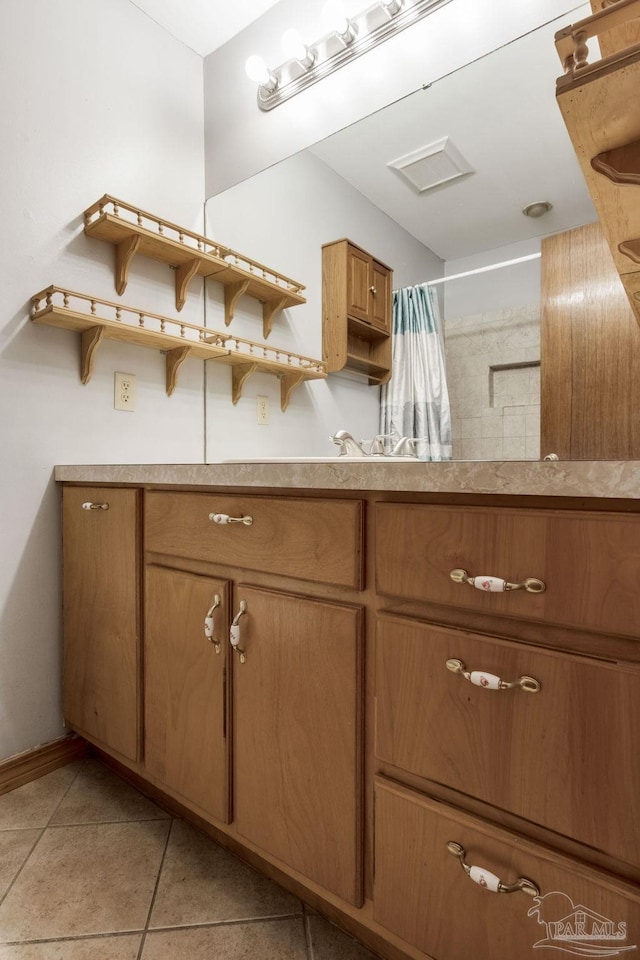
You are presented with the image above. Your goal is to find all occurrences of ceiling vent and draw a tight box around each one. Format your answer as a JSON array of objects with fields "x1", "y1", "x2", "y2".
[{"x1": 388, "y1": 137, "x2": 474, "y2": 193}]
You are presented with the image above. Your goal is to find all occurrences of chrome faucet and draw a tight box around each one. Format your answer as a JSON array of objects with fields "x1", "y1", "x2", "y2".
[
  {"x1": 391, "y1": 437, "x2": 419, "y2": 458},
  {"x1": 330, "y1": 430, "x2": 367, "y2": 457}
]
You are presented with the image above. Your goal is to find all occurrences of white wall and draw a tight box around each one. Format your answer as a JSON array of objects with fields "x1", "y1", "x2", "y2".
[
  {"x1": 0, "y1": 0, "x2": 205, "y2": 759},
  {"x1": 203, "y1": 0, "x2": 589, "y2": 195},
  {"x1": 204, "y1": 151, "x2": 443, "y2": 460}
]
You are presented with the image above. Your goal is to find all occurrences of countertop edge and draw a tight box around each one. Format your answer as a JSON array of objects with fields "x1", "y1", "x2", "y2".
[{"x1": 54, "y1": 461, "x2": 640, "y2": 500}]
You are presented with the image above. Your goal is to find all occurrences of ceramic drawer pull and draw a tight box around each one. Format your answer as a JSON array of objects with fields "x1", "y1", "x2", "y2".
[
  {"x1": 82, "y1": 501, "x2": 109, "y2": 511},
  {"x1": 209, "y1": 513, "x2": 253, "y2": 526},
  {"x1": 450, "y1": 568, "x2": 545, "y2": 594},
  {"x1": 204, "y1": 594, "x2": 222, "y2": 655},
  {"x1": 446, "y1": 658, "x2": 541, "y2": 693},
  {"x1": 230, "y1": 599, "x2": 248, "y2": 663},
  {"x1": 447, "y1": 842, "x2": 539, "y2": 898}
]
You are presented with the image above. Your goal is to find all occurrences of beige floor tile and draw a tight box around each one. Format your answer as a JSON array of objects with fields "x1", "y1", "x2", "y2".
[
  {"x1": 141, "y1": 918, "x2": 308, "y2": 959},
  {"x1": 307, "y1": 914, "x2": 379, "y2": 960},
  {"x1": 51, "y1": 761, "x2": 169, "y2": 825},
  {"x1": 0, "y1": 832, "x2": 41, "y2": 900},
  {"x1": 0, "y1": 820, "x2": 169, "y2": 942},
  {"x1": 149, "y1": 820, "x2": 300, "y2": 928},
  {"x1": 0, "y1": 934, "x2": 142, "y2": 959},
  {"x1": 0, "y1": 766, "x2": 82, "y2": 831}
]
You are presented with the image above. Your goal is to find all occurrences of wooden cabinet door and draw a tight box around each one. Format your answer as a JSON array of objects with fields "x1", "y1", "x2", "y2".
[
  {"x1": 144, "y1": 567, "x2": 230, "y2": 823},
  {"x1": 233, "y1": 585, "x2": 363, "y2": 905},
  {"x1": 346, "y1": 244, "x2": 371, "y2": 322},
  {"x1": 62, "y1": 486, "x2": 140, "y2": 761},
  {"x1": 370, "y1": 260, "x2": 391, "y2": 333}
]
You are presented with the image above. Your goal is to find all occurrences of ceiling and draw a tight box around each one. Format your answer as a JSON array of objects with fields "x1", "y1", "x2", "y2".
[
  {"x1": 129, "y1": 0, "x2": 597, "y2": 262},
  {"x1": 128, "y1": 0, "x2": 283, "y2": 56},
  {"x1": 309, "y1": 12, "x2": 597, "y2": 261}
]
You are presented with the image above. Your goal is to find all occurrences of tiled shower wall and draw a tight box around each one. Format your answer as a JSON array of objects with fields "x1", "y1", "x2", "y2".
[{"x1": 445, "y1": 303, "x2": 540, "y2": 460}]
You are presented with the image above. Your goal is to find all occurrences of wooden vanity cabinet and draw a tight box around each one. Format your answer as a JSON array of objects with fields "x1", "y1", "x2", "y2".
[
  {"x1": 61, "y1": 482, "x2": 640, "y2": 960},
  {"x1": 62, "y1": 486, "x2": 140, "y2": 762},
  {"x1": 322, "y1": 238, "x2": 392, "y2": 384}
]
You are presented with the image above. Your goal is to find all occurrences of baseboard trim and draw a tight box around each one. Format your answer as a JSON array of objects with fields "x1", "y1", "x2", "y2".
[{"x1": 0, "y1": 734, "x2": 89, "y2": 796}]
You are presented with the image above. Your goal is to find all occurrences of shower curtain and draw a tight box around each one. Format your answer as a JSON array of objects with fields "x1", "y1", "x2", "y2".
[{"x1": 380, "y1": 283, "x2": 452, "y2": 461}]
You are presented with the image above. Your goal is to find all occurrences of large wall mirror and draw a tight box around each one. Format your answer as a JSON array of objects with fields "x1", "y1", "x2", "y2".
[{"x1": 205, "y1": 11, "x2": 596, "y2": 462}]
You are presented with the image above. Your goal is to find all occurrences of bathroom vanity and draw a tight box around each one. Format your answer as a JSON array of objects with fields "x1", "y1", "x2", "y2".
[{"x1": 57, "y1": 459, "x2": 640, "y2": 960}]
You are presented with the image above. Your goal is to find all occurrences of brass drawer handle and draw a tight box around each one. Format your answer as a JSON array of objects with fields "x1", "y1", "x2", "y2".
[
  {"x1": 209, "y1": 513, "x2": 253, "y2": 526},
  {"x1": 447, "y1": 841, "x2": 539, "y2": 898},
  {"x1": 369, "y1": 286, "x2": 377, "y2": 294},
  {"x1": 230, "y1": 599, "x2": 248, "y2": 663},
  {"x1": 450, "y1": 568, "x2": 545, "y2": 594},
  {"x1": 446, "y1": 658, "x2": 540, "y2": 693},
  {"x1": 82, "y1": 501, "x2": 109, "y2": 511},
  {"x1": 204, "y1": 594, "x2": 222, "y2": 655}
]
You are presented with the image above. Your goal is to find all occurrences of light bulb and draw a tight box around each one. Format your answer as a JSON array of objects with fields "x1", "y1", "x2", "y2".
[
  {"x1": 245, "y1": 54, "x2": 271, "y2": 85},
  {"x1": 282, "y1": 28, "x2": 307, "y2": 61},
  {"x1": 382, "y1": 0, "x2": 403, "y2": 14},
  {"x1": 322, "y1": 0, "x2": 351, "y2": 37}
]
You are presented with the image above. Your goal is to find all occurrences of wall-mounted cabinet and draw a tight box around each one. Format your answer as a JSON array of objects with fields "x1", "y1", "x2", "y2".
[{"x1": 322, "y1": 239, "x2": 392, "y2": 385}]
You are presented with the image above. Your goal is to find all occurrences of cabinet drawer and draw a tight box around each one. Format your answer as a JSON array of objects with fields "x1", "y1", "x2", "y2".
[
  {"x1": 375, "y1": 503, "x2": 640, "y2": 637},
  {"x1": 145, "y1": 492, "x2": 363, "y2": 588},
  {"x1": 374, "y1": 778, "x2": 640, "y2": 960},
  {"x1": 376, "y1": 615, "x2": 640, "y2": 866}
]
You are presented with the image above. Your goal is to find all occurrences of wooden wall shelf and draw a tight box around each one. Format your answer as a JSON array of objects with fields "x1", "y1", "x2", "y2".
[
  {"x1": 554, "y1": 0, "x2": 640, "y2": 327},
  {"x1": 31, "y1": 286, "x2": 325, "y2": 411},
  {"x1": 84, "y1": 195, "x2": 306, "y2": 338}
]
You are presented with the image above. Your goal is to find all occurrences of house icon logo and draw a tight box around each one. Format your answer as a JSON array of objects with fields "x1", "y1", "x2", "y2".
[{"x1": 528, "y1": 892, "x2": 636, "y2": 956}]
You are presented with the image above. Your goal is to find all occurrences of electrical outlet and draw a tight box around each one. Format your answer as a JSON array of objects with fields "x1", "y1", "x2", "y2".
[
  {"x1": 256, "y1": 395, "x2": 269, "y2": 424},
  {"x1": 114, "y1": 372, "x2": 136, "y2": 411}
]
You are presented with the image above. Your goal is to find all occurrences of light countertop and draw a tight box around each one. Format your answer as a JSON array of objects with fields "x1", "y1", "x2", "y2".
[{"x1": 54, "y1": 459, "x2": 640, "y2": 500}]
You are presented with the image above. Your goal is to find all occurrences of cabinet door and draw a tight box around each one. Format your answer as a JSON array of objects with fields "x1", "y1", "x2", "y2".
[
  {"x1": 370, "y1": 260, "x2": 392, "y2": 333},
  {"x1": 62, "y1": 486, "x2": 140, "y2": 761},
  {"x1": 346, "y1": 244, "x2": 371, "y2": 322},
  {"x1": 233, "y1": 585, "x2": 363, "y2": 905},
  {"x1": 145, "y1": 566, "x2": 230, "y2": 823}
]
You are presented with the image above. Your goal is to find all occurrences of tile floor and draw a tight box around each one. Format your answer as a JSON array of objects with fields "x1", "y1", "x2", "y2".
[{"x1": 0, "y1": 760, "x2": 379, "y2": 959}]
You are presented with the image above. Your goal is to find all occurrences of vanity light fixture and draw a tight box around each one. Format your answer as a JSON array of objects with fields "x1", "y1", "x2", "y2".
[{"x1": 245, "y1": 0, "x2": 453, "y2": 111}]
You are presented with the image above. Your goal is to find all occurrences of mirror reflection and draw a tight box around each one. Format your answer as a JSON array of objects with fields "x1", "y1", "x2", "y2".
[{"x1": 205, "y1": 13, "x2": 596, "y2": 462}]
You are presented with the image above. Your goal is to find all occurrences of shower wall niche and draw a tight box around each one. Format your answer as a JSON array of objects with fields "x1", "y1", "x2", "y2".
[{"x1": 444, "y1": 302, "x2": 540, "y2": 461}]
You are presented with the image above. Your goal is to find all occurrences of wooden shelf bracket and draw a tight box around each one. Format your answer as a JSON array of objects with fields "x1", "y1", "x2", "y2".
[
  {"x1": 115, "y1": 235, "x2": 141, "y2": 296},
  {"x1": 224, "y1": 280, "x2": 250, "y2": 327},
  {"x1": 280, "y1": 373, "x2": 305, "y2": 412},
  {"x1": 80, "y1": 325, "x2": 106, "y2": 384},
  {"x1": 165, "y1": 346, "x2": 191, "y2": 396},
  {"x1": 263, "y1": 296, "x2": 289, "y2": 339},
  {"x1": 175, "y1": 259, "x2": 201, "y2": 312},
  {"x1": 231, "y1": 362, "x2": 258, "y2": 404}
]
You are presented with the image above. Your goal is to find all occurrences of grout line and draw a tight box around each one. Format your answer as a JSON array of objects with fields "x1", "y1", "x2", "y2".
[
  {"x1": 2, "y1": 929, "x2": 145, "y2": 947},
  {"x1": 44, "y1": 815, "x2": 171, "y2": 829},
  {"x1": 45, "y1": 758, "x2": 87, "y2": 826},
  {"x1": 303, "y1": 908, "x2": 315, "y2": 960},
  {"x1": 136, "y1": 815, "x2": 175, "y2": 960},
  {"x1": 146, "y1": 914, "x2": 305, "y2": 935},
  {"x1": 0, "y1": 760, "x2": 86, "y2": 911},
  {"x1": 0, "y1": 827, "x2": 45, "y2": 911}
]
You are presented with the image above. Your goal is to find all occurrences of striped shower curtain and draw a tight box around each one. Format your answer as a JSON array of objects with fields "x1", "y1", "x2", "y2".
[{"x1": 380, "y1": 283, "x2": 452, "y2": 461}]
